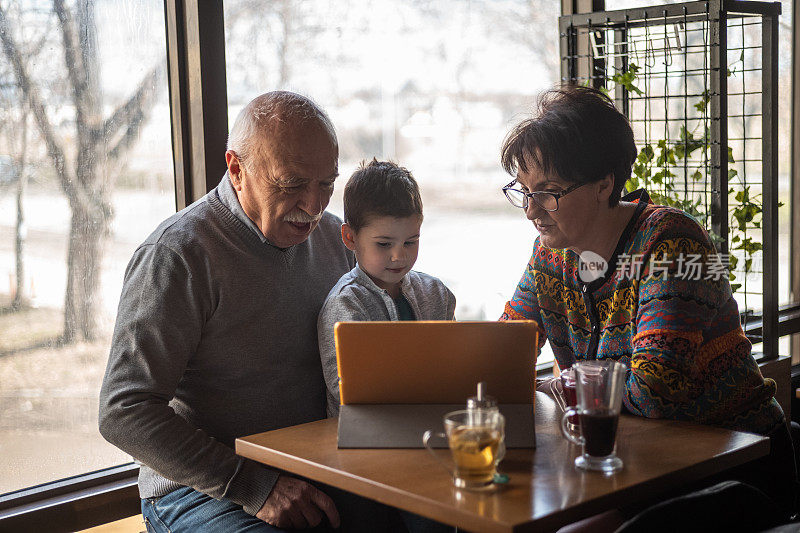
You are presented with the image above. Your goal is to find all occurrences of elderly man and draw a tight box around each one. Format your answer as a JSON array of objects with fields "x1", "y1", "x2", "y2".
[{"x1": 99, "y1": 92, "x2": 358, "y2": 531}]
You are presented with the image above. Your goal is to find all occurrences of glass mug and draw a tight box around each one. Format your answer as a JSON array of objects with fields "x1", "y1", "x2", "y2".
[
  {"x1": 423, "y1": 409, "x2": 505, "y2": 490},
  {"x1": 560, "y1": 360, "x2": 627, "y2": 473},
  {"x1": 550, "y1": 367, "x2": 579, "y2": 430}
]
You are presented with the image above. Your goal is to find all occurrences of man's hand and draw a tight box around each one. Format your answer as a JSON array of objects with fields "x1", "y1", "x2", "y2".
[{"x1": 256, "y1": 475, "x2": 340, "y2": 529}]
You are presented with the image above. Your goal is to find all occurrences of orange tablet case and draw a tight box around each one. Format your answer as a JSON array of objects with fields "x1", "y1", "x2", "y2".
[{"x1": 334, "y1": 321, "x2": 539, "y2": 448}]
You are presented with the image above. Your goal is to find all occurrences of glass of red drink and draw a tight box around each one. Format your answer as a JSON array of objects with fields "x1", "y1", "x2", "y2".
[
  {"x1": 559, "y1": 360, "x2": 626, "y2": 473},
  {"x1": 550, "y1": 367, "x2": 579, "y2": 429}
]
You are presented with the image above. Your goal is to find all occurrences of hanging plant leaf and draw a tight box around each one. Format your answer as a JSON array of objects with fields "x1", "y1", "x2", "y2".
[
  {"x1": 607, "y1": 56, "x2": 760, "y2": 298},
  {"x1": 611, "y1": 63, "x2": 643, "y2": 95},
  {"x1": 637, "y1": 144, "x2": 655, "y2": 164},
  {"x1": 694, "y1": 90, "x2": 711, "y2": 113}
]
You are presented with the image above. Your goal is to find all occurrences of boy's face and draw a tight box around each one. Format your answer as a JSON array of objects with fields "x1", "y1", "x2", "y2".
[{"x1": 342, "y1": 215, "x2": 422, "y2": 296}]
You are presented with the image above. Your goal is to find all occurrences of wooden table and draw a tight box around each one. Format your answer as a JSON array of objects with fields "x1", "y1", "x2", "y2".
[{"x1": 236, "y1": 392, "x2": 769, "y2": 532}]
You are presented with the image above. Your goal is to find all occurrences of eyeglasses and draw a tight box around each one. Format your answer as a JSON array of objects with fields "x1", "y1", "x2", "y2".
[{"x1": 502, "y1": 180, "x2": 587, "y2": 212}]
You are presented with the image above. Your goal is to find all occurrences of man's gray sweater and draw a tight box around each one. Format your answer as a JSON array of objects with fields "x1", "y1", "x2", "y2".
[{"x1": 99, "y1": 176, "x2": 354, "y2": 516}]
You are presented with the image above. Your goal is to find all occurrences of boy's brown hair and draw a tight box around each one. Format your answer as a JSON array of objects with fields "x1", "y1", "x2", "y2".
[{"x1": 343, "y1": 159, "x2": 423, "y2": 231}]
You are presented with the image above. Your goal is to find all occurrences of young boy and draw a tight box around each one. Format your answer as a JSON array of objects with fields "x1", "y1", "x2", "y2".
[{"x1": 318, "y1": 159, "x2": 456, "y2": 417}]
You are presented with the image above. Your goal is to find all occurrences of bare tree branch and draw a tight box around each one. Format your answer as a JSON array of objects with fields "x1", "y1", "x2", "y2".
[
  {"x1": 53, "y1": 0, "x2": 91, "y2": 130},
  {"x1": 55, "y1": 0, "x2": 107, "y2": 197},
  {"x1": 0, "y1": 2, "x2": 77, "y2": 206},
  {"x1": 106, "y1": 65, "x2": 163, "y2": 166},
  {"x1": 30, "y1": 23, "x2": 54, "y2": 59},
  {"x1": 103, "y1": 64, "x2": 163, "y2": 143},
  {"x1": 76, "y1": 0, "x2": 100, "y2": 92},
  {"x1": 107, "y1": 107, "x2": 144, "y2": 165}
]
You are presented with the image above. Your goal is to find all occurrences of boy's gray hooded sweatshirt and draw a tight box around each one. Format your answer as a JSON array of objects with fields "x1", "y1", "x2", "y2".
[{"x1": 317, "y1": 265, "x2": 456, "y2": 417}]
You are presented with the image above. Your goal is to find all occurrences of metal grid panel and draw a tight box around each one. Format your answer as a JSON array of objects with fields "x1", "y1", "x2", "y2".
[{"x1": 559, "y1": 0, "x2": 780, "y2": 356}]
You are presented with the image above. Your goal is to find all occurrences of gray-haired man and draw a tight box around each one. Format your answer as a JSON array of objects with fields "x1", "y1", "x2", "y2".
[{"x1": 100, "y1": 92, "x2": 360, "y2": 531}]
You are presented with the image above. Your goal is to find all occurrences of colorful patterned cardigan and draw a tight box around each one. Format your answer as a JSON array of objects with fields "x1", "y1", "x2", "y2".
[{"x1": 501, "y1": 189, "x2": 784, "y2": 435}]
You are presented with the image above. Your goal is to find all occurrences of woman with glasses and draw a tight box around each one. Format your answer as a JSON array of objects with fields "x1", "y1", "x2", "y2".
[{"x1": 499, "y1": 85, "x2": 795, "y2": 521}]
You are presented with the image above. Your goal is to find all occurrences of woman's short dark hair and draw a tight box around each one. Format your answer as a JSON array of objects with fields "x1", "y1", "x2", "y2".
[
  {"x1": 500, "y1": 85, "x2": 637, "y2": 207},
  {"x1": 343, "y1": 159, "x2": 423, "y2": 232}
]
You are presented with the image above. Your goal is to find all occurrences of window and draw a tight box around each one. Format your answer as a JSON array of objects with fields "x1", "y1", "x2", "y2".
[
  {"x1": 0, "y1": 0, "x2": 173, "y2": 495},
  {"x1": 609, "y1": 0, "x2": 795, "y2": 360},
  {"x1": 223, "y1": 0, "x2": 561, "y2": 365}
]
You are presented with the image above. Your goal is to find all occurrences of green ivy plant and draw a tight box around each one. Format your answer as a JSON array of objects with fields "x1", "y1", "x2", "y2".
[{"x1": 611, "y1": 61, "x2": 768, "y2": 293}]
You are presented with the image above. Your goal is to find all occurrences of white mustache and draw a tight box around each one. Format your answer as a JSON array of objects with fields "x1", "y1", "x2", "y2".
[{"x1": 284, "y1": 210, "x2": 322, "y2": 224}]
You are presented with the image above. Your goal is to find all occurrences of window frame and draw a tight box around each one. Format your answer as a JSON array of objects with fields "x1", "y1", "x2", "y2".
[{"x1": 0, "y1": 465, "x2": 139, "y2": 532}]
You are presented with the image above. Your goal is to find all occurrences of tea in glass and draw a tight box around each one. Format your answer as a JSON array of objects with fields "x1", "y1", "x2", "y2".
[
  {"x1": 423, "y1": 409, "x2": 505, "y2": 490},
  {"x1": 448, "y1": 425, "x2": 502, "y2": 486}
]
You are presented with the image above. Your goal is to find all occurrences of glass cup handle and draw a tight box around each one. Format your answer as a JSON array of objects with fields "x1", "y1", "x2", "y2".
[
  {"x1": 560, "y1": 408, "x2": 584, "y2": 445},
  {"x1": 550, "y1": 378, "x2": 568, "y2": 412},
  {"x1": 422, "y1": 430, "x2": 454, "y2": 478},
  {"x1": 495, "y1": 419, "x2": 506, "y2": 465},
  {"x1": 495, "y1": 439, "x2": 506, "y2": 465}
]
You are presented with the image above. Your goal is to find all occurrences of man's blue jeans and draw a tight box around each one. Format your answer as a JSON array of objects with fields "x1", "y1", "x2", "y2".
[
  {"x1": 142, "y1": 486, "x2": 298, "y2": 532},
  {"x1": 141, "y1": 485, "x2": 454, "y2": 532}
]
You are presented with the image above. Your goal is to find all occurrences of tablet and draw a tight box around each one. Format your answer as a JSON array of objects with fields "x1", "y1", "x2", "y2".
[{"x1": 334, "y1": 320, "x2": 539, "y2": 448}]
